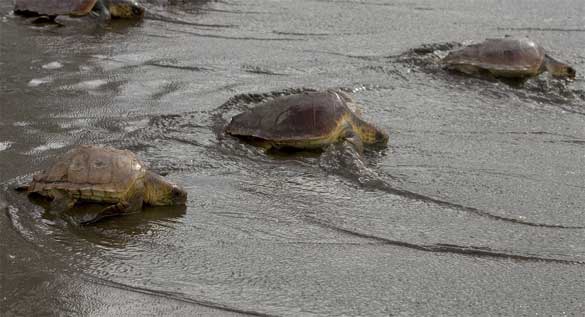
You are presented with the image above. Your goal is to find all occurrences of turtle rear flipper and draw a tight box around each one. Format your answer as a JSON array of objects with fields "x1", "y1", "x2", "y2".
[
  {"x1": 79, "y1": 201, "x2": 129, "y2": 225},
  {"x1": 90, "y1": 0, "x2": 111, "y2": 22},
  {"x1": 340, "y1": 122, "x2": 364, "y2": 154},
  {"x1": 48, "y1": 190, "x2": 77, "y2": 214}
]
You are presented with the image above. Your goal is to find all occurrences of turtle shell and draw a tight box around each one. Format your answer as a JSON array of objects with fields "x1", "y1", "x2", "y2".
[
  {"x1": 225, "y1": 90, "x2": 352, "y2": 143},
  {"x1": 14, "y1": 0, "x2": 98, "y2": 16},
  {"x1": 29, "y1": 145, "x2": 146, "y2": 203},
  {"x1": 443, "y1": 37, "x2": 546, "y2": 77}
]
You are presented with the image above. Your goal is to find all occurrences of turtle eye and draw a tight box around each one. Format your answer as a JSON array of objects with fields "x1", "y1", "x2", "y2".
[
  {"x1": 132, "y1": 4, "x2": 145, "y2": 16},
  {"x1": 172, "y1": 187, "x2": 185, "y2": 198},
  {"x1": 567, "y1": 67, "x2": 576, "y2": 78},
  {"x1": 170, "y1": 187, "x2": 187, "y2": 205}
]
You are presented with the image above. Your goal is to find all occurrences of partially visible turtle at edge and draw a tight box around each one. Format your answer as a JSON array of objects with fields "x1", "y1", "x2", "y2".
[
  {"x1": 442, "y1": 37, "x2": 576, "y2": 80},
  {"x1": 13, "y1": 0, "x2": 145, "y2": 23},
  {"x1": 17, "y1": 145, "x2": 187, "y2": 225},
  {"x1": 225, "y1": 90, "x2": 389, "y2": 153}
]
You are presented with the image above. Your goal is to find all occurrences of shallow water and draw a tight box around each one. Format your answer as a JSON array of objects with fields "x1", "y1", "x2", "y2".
[{"x1": 1, "y1": 0, "x2": 585, "y2": 315}]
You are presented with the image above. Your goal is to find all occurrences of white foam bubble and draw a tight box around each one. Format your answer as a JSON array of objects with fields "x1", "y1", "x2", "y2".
[
  {"x1": 79, "y1": 65, "x2": 93, "y2": 72},
  {"x1": 28, "y1": 77, "x2": 52, "y2": 87},
  {"x1": 27, "y1": 142, "x2": 66, "y2": 154},
  {"x1": 42, "y1": 61, "x2": 63, "y2": 70},
  {"x1": 0, "y1": 141, "x2": 14, "y2": 152},
  {"x1": 70, "y1": 79, "x2": 107, "y2": 90}
]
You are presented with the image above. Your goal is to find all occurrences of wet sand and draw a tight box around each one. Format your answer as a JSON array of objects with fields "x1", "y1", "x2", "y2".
[{"x1": 1, "y1": 0, "x2": 585, "y2": 315}]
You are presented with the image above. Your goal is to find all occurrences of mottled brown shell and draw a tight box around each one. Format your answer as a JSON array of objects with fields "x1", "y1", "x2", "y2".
[
  {"x1": 225, "y1": 90, "x2": 353, "y2": 142},
  {"x1": 29, "y1": 145, "x2": 145, "y2": 202},
  {"x1": 443, "y1": 37, "x2": 546, "y2": 77},
  {"x1": 14, "y1": 0, "x2": 98, "y2": 16}
]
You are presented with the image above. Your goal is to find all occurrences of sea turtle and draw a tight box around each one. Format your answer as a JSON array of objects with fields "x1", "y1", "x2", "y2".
[
  {"x1": 13, "y1": 0, "x2": 145, "y2": 22},
  {"x1": 442, "y1": 37, "x2": 576, "y2": 80},
  {"x1": 224, "y1": 90, "x2": 389, "y2": 153},
  {"x1": 17, "y1": 145, "x2": 187, "y2": 224}
]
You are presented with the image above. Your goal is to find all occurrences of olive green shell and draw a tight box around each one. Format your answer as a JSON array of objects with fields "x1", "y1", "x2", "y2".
[
  {"x1": 443, "y1": 37, "x2": 545, "y2": 77},
  {"x1": 28, "y1": 145, "x2": 145, "y2": 203},
  {"x1": 14, "y1": 0, "x2": 98, "y2": 16},
  {"x1": 226, "y1": 90, "x2": 356, "y2": 142}
]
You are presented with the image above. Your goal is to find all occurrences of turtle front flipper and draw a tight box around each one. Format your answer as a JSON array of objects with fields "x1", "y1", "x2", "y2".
[
  {"x1": 48, "y1": 189, "x2": 76, "y2": 214},
  {"x1": 79, "y1": 187, "x2": 144, "y2": 225},
  {"x1": 90, "y1": 0, "x2": 112, "y2": 23},
  {"x1": 320, "y1": 131, "x2": 375, "y2": 185},
  {"x1": 340, "y1": 122, "x2": 364, "y2": 154},
  {"x1": 79, "y1": 201, "x2": 129, "y2": 225},
  {"x1": 106, "y1": 0, "x2": 145, "y2": 19}
]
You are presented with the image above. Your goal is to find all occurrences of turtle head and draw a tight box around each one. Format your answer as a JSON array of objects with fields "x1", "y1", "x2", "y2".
[
  {"x1": 144, "y1": 171, "x2": 187, "y2": 206},
  {"x1": 363, "y1": 125, "x2": 389, "y2": 146},
  {"x1": 544, "y1": 54, "x2": 576, "y2": 79},
  {"x1": 352, "y1": 118, "x2": 389, "y2": 147},
  {"x1": 105, "y1": 0, "x2": 145, "y2": 19}
]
